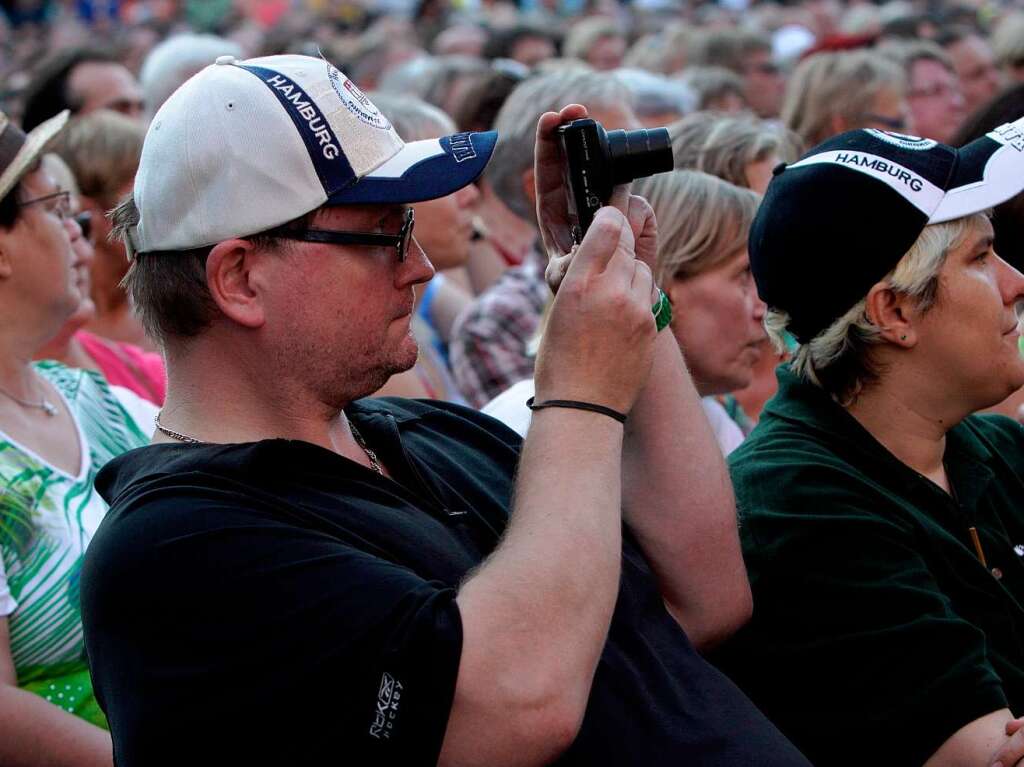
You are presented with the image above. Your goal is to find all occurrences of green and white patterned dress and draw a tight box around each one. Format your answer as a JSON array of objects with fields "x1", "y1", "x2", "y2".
[{"x1": 0, "y1": 361, "x2": 154, "y2": 727}]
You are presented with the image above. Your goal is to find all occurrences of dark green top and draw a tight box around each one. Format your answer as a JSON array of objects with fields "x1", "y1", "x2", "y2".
[{"x1": 712, "y1": 365, "x2": 1024, "y2": 766}]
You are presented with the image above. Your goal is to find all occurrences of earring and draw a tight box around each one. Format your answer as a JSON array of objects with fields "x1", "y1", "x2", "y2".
[{"x1": 900, "y1": 335, "x2": 907, "y2": 341}]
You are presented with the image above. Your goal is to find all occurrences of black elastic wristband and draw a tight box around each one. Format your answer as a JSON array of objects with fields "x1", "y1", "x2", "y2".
[{"x1": 525, "y1": 396, "x2": 627, "y2": 424}]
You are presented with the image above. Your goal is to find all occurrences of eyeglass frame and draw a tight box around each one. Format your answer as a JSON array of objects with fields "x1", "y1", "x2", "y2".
[
  {"x1": 263, "y1": 208, "x2": 416, "y2": 262},
  {"x1": 17, "y1": 189, "x2": 71, "y2": 219}
]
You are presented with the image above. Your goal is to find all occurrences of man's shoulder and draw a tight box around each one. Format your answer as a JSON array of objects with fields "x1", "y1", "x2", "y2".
[{"x1": 355, "y1": 395, "x2": 519, "y2": 443}]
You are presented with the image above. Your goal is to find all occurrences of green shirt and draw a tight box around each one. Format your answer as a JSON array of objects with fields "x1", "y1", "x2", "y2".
[
  {"x1": 0, "y1": 362, "x2": 152, "y2": 725},
  {"x1": 712, "y1": 366, "x2": 1024, "y2": 766}
]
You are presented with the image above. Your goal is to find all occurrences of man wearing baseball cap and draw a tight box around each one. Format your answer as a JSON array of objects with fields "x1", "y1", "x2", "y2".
[
  {"x1": 712, "y1": 123, "x2": 1024, "y2": 766},
  {"x1": 79, "y1": 55, "x2": 810, "y2": 766}
]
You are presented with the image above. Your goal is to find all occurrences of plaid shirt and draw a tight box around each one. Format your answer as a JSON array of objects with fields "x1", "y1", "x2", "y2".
[{"x1": 450, "y1": 249, "x2": 550, "y2": 408}]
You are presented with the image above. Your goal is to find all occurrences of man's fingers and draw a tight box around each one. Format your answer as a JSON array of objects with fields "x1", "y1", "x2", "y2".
[
  {"x1": 534, "y1": 104, "x2": 589, "y2": 201},
  {"x1": 559, "y1": 207, "x2": 633, "y2": 287}
]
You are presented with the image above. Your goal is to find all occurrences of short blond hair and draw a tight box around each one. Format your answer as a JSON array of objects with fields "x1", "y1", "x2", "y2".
[
  {"x1": 768, "y1": 214, "x2": 983, "y2": 405},
  {"x1": 622, "y1": 23, "x2": 692, "y2": 74},
  {"x1": 563, "y1": 17, "x2": 626, "y2": 62},
  {"x1": 52, "y1": 109, "x2": 145, "y2": 206},
  {"x1": 781, "y1": 50, "x2": 906, "y2": 147},
  {"x1": 633, "y1": 170, "x2": 760, "y2": 287},
  {"x1": 670, "y1": 112, "x2": 801, "y2": 188},
  {"x1": 992, "y1": 13, "x2": 1024, "y2": 70}
]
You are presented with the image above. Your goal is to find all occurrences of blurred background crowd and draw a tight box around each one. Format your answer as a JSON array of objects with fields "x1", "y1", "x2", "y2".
[{"x1": 4, "y1": 0, "x2": 1020, "y2": 427}]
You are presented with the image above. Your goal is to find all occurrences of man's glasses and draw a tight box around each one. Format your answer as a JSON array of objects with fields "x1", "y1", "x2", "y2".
[
  {"x1": 17, "y1": 190, "x2": 71, "y2": 219},
  {"x1": 267, "y1": 208, "x2": 415, "y2": 262}
]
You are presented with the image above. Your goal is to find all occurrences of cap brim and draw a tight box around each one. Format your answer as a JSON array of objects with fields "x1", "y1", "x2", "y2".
[
  {"x1": 930, "y1": 119, "x2": 1024, "y2": 224},
  {"x1": 327, "y1": 130, "x2": 496, "y2": 205},
  {"x1": 0, "y1": 110, "x2": 70, "y2": 201}
]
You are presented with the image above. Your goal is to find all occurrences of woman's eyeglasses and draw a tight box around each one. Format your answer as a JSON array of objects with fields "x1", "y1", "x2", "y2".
[
  {"x1": 16, "y1": 191, "x2": 93, "y2": 240},
  {"x1": 17, "y1": 190, "x2": 71, "y2": 219}
]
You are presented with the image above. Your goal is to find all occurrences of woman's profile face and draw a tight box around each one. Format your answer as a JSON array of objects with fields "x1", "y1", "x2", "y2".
[
  {"x1": 2, "y1": 168, "x2": 85, "y2": 334},
  {"x1": 913, "y1": 215, "x2": 1024, "y2": 409},
  {"x1": 667, "y1": 247, "x2": 767, "y2": 397},
  {"x1": 411, "y1": 181, "x2": 480, "y2": 271}
]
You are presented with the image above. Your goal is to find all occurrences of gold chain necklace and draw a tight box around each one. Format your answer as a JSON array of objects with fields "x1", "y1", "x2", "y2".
[
  {"x1": 350, "y1": 422, "x2": 383, "y2": 476},
  {"x1": 154, "y1": 412, "x2": 384, "y2": 477}
]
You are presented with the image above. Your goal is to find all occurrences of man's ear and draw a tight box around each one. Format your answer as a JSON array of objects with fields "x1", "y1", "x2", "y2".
[
  {"x1": 522, "y1": 166, "x2": 537, "y2": 210},
  {"x1": 864, "y1": 281, "x2": 916, "y2": 347},
  {"x1": 205, "y1": 239, "x2": 270, "y2": 329}
]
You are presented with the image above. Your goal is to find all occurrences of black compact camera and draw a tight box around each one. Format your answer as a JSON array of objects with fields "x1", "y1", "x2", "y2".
[{"x1": 557, "y1": 118, "x2": 674, "y2": 243}]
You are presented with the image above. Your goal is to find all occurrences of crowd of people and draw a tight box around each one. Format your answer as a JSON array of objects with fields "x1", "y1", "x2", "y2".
[{"x1": 4, "y1": 0, "x2": 1024, "y2": 764}]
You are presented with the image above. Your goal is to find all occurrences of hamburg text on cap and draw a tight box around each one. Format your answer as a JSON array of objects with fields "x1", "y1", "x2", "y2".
[
  {"x1": 128, "y1": 54, "x2": 497, "y2": 256},
  {"x1": 749, "y1": 116, "x2": 1024, "y2": 343}
]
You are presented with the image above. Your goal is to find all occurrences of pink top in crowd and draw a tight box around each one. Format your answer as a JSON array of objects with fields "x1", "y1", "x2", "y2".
[{"x1": 76, "y1": 330, "x2": 166, "y2": 406}]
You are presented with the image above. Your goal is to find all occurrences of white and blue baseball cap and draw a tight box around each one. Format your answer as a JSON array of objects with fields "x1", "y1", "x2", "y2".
[{"x1": 127, "y1": 54, "x2": 497, "y2": 255}]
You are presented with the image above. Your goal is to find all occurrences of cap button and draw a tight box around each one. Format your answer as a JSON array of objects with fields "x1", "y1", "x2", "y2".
[{"x1": 215, "y1": 55, "x2": 237, "y2": 66}]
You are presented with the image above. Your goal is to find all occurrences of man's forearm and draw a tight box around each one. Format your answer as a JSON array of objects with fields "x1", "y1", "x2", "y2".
[
  {"x1": 442, "y1": 409, "x2": 624, "y2": 766},
  {"x1": 621, "y1": 332, "x2": 752, "y2": 650}
]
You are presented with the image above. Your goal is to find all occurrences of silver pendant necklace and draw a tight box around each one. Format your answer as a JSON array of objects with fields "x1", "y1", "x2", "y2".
[{"x1": 0, "y1": 375, "x2": 57, "y2": 416}]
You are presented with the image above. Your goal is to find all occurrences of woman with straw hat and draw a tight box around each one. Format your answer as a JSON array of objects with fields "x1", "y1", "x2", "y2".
[{"x1": 0, "y1": 110, "x2": 153, "y2": 765}]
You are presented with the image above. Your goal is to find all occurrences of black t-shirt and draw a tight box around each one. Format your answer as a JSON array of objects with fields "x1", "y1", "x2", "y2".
[{"x1": 82, "y1": 397, "x2": 809, "y2": 766}]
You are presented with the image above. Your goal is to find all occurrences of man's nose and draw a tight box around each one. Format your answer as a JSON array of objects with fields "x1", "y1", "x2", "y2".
[{"x1": 399, "y1": 236, "x2": 436, "y2": 286}]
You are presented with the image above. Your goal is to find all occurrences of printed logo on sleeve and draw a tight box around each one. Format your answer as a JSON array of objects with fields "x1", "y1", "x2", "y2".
[
  {"x1": 369, "y1": 672, "x2": 403, "y2": 739},
  {"x1": 327, "y1": 64, "x2": 392, "y2": 131}
]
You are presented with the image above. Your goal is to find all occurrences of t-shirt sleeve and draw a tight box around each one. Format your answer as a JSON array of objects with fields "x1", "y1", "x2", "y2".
[
  {"x1": 713, "y1": 461, "x2": 1008, "y2": 767},
  {"x1": 83, "y1": 492, "x2": 464, "y2": 766}
]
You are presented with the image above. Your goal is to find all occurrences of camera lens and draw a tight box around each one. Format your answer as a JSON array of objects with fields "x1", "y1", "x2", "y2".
[{"x1": 606, "y1": 128, "x2": 674, "y2": 186}]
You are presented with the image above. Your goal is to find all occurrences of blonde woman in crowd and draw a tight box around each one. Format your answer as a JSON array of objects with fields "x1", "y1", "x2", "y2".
[
  {"x1": 991, "y1": 13, "x2": 1024, "y2": 85},
  {"x1": 669, "y1": 113, "x2": 802, "y2": 420},
  {"x1": 485, "y1": 170, "x2": 764, "y2": 455},
  {"x1": 782, "y1": 49, "x2": 910, "y2": 147},
  {"x1": 562, "y1": 16, "x2": 627, "y2": 71},
  {"x1": 670, "y1": 112, "x2": 802, "y2": 194},
  {"x1": 622, "y1": 22, "x2": 692, "y2": 75}
]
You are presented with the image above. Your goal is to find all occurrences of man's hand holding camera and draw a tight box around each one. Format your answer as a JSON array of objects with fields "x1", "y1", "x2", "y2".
[{"x1": 533, "y1": 105, "x2": 661, "y2": 414}]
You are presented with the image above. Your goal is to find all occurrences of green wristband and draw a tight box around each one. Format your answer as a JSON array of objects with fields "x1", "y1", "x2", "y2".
[{"x1": 652, "y1": 289, "x2": 673, "y2": 332}]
